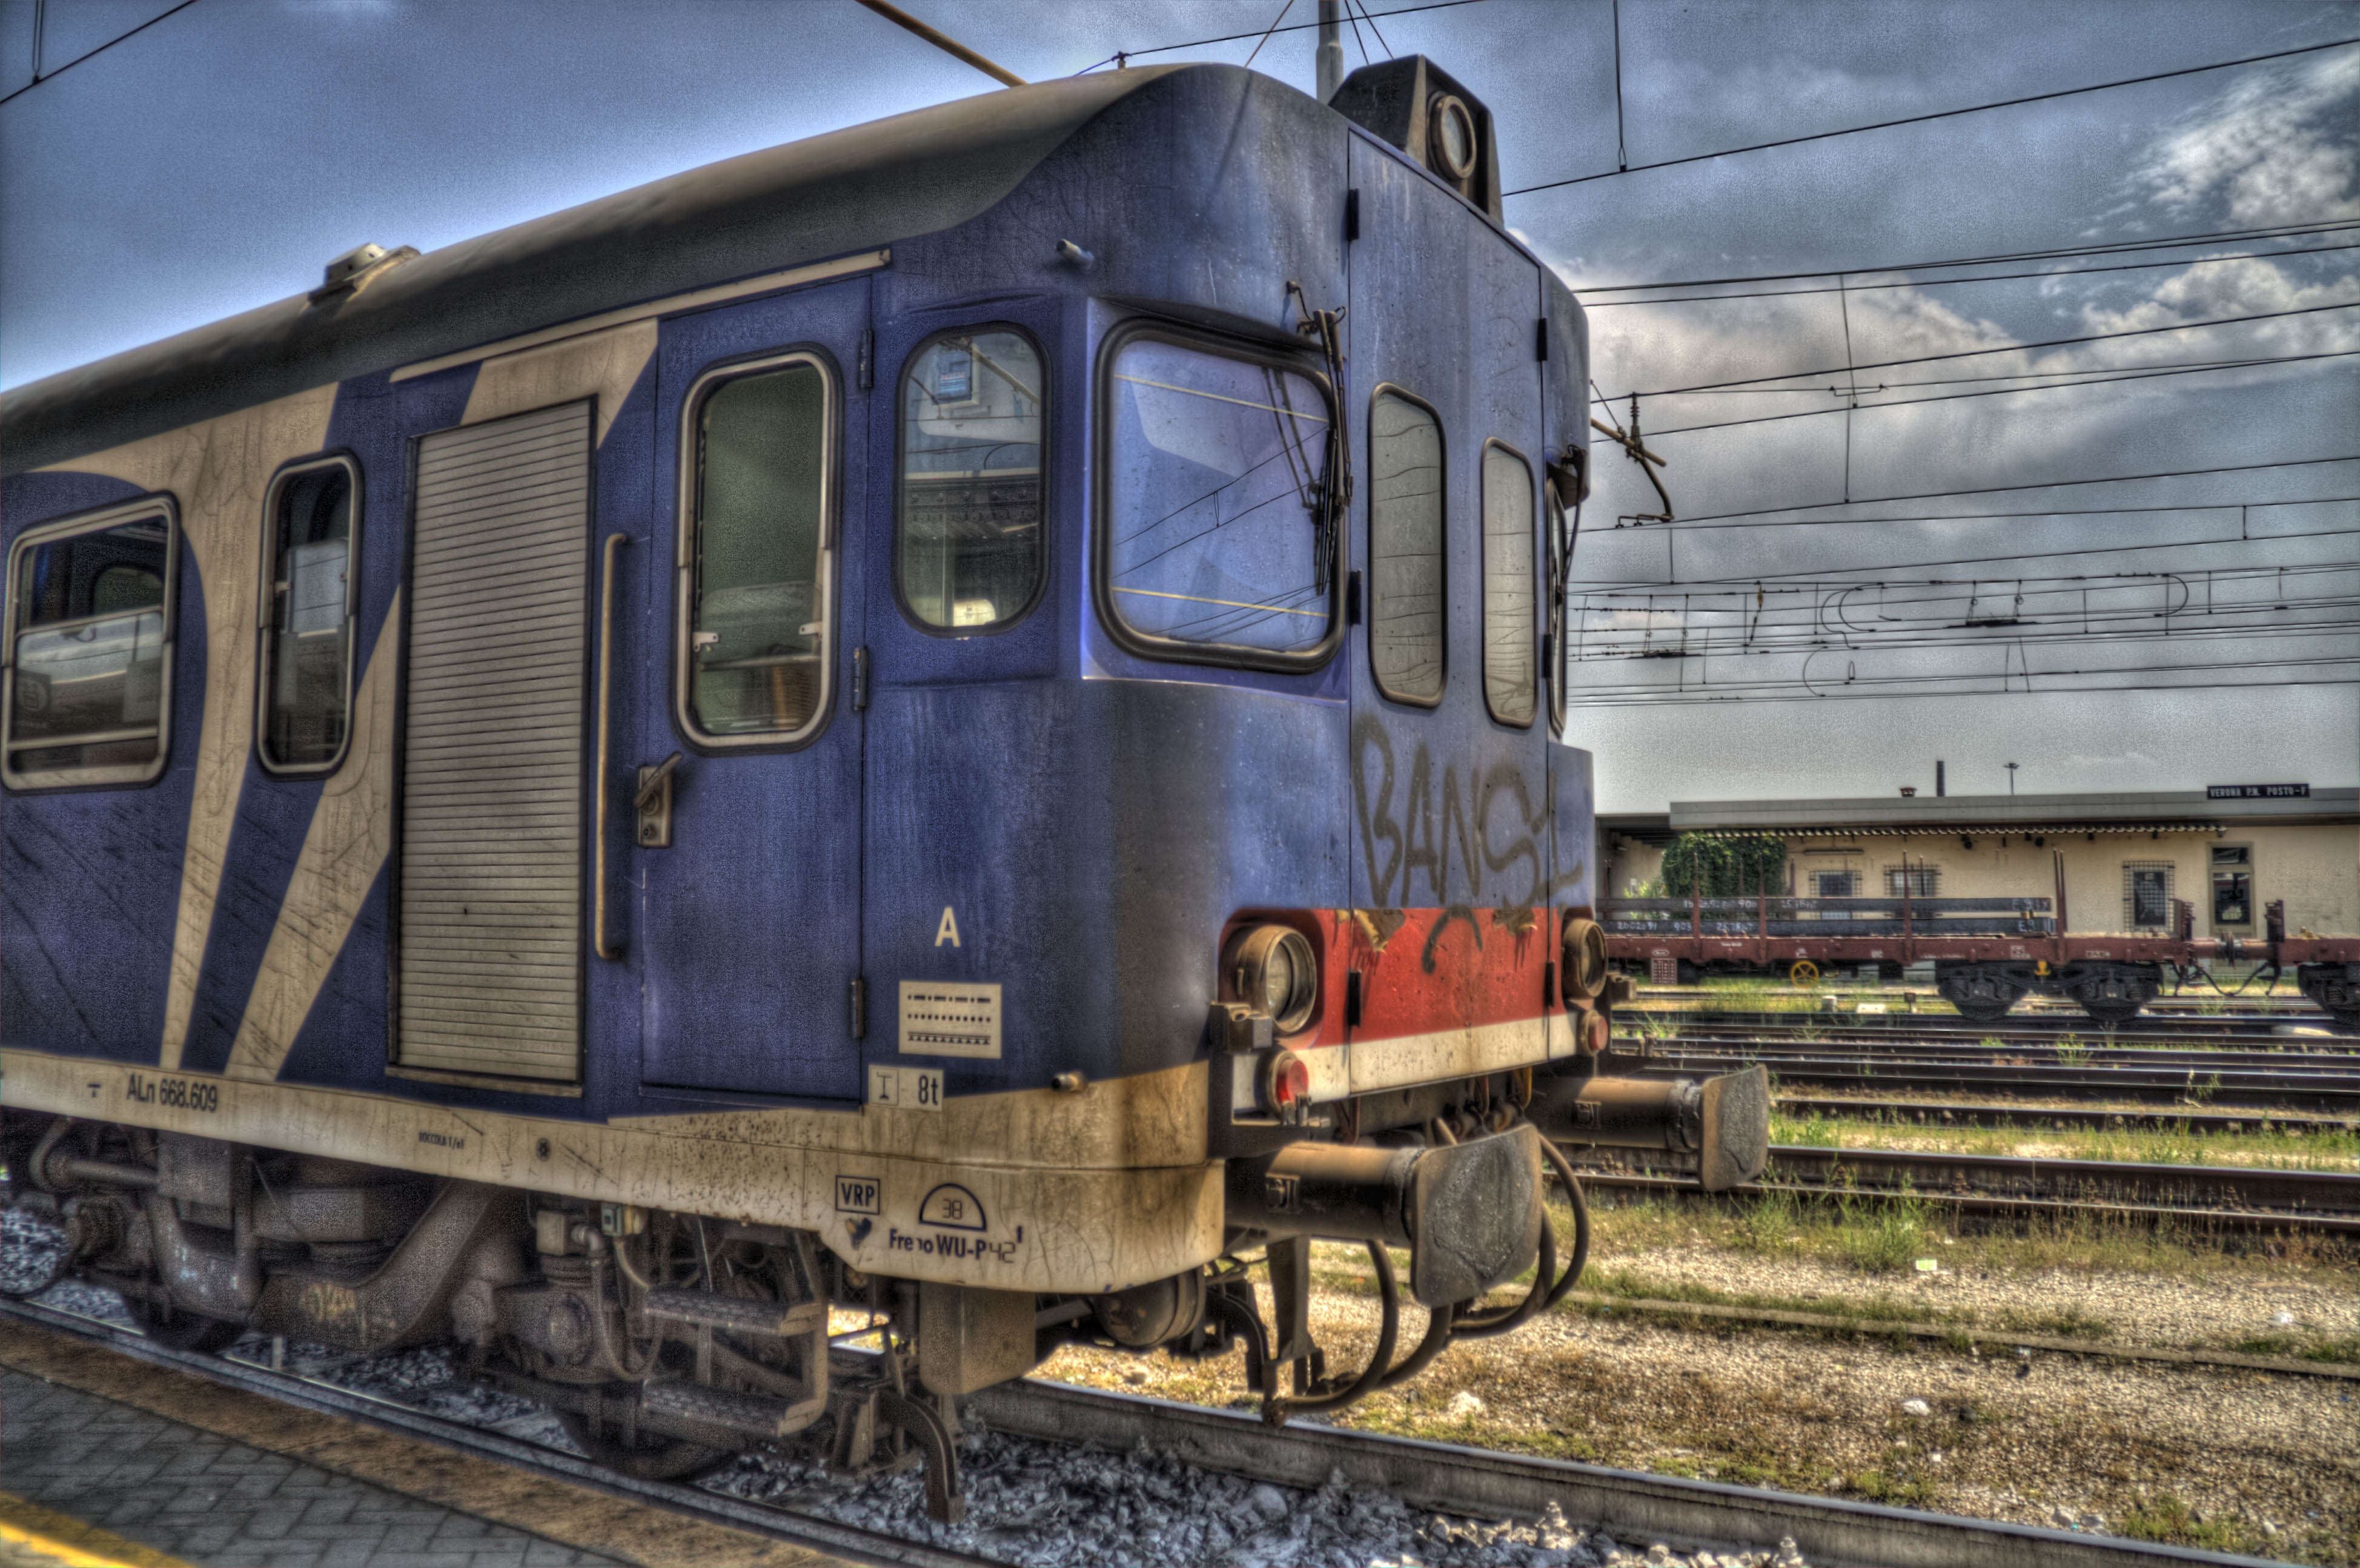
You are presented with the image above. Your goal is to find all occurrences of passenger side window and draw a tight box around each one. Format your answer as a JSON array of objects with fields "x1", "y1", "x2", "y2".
[
  {"x1": 898, "y1": 328, "x2": 1045, "y2": 632},
  {"x1": 1481, "y1": 442, "x2": 1536, "y2": 726},
  {"x1": 681, "y1": 356, "x2": 832, "y2": 743},
  {"x1": 1102, "y1": 331, "x2": 1336, "y2": 664},
  {"x1": 4, "y1": 500, "x2": 177, "y2": 788},
  {"x1": 1368, "y1": 389, "x2": 1444, "y2": 704},
  {"x1": 260, "y1": 457, "x2": 358, "y2": 772}
]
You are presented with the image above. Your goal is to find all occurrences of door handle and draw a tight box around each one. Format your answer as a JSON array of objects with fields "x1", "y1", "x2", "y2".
[
  {"x1": 594, "y1": 532, "x2": 629, "y2": 961},
  {"x1": 635, "y1": 751, "x2": 681, "y2": 849}
]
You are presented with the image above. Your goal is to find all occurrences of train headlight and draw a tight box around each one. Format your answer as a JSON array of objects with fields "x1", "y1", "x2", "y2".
[
  {"x1": 1562, "y1": 916, "x2": 1609, "y2": 1002},
  {"x1": 1429, "y1": 94, "x2": 1478, "y2": 180},
  {"x1": 1226, "y1": 924, "x2": 1319, "y2": 1034}
]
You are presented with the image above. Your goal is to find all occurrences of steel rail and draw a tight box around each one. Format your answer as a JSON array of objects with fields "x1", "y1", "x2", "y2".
[
  {"x1": 1565, "y1": 1144, "x2": 2360, "y2": 1233},
  {"x1": 1771, "y1": 1094, "x2": 2360, "y2": 1134},
  {"x1": 1624, "y1": 1053, "x2": 2360, "y2": 1111},
  {"x1": 1625, "y1": 1038, "x2": 2360, "y2": 1070},
  {"x1": 0, "y1": 1297, "x2": 1001, "y2": 1568},
  {"x1": 1627, "y1": 1010, "x2": 2329, "y2": 1041},
  {"x1": 2, "y1": 1294, "x2": 2285, "y2": 1568},
  {"x1": 1550, "y1": 1291, "x2": 2360, "y2": 1383}
]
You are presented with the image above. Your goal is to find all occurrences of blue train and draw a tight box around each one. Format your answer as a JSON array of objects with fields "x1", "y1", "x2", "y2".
[{"x1": 2, "y1": 58, "x2": 1764, "y2": 1512}]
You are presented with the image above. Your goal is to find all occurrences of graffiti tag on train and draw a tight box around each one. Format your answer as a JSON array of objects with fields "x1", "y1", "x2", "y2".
[{"x1": 1350, "y1": 717, "x2": 1582, "y2": 908}]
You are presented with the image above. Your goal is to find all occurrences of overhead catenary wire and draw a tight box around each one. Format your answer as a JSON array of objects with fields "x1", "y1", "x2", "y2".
[
  {"x1": 1620, "y1": 454, "x2": 2359, "y2": 528},
  {"x1": 1665, "y1": 355, "x2": 2353, "y2": 392},
  {"x1": 1601, "y1": 301, "x2": 2360, "y2": 402},
  {"x1": 1563, "y1": 666, "x2": 2360, "y2": 707},
  {"x1": 1582, "y1": 241, "x2": 2360, "y2": 308},
  {"x1": 1578, "y1": 219, "x2": 2360, "y2": 294},
  {"x1": 1573, "y1": 518, "x2": 2360, "y2": 584},
  {"x1": 0, "y1": 0, "x2": 203, "y2": 108},
  {"x1": 1079, "y1": 0, "x2": 1488, "y2": 68},
  {"x1": 1506, "y1": 35, "x2": 2360, "y2": 195},
  {"x1": 1619, "y1": 351, "x2": 2360, "y2": 442}
]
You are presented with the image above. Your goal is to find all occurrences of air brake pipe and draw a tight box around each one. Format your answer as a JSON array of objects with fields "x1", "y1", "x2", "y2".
[
  {"x1": 1226, "y1": 1142, "x2": 1417, "y2": 1247},
  {"x1": 1525, "y1": 1067, "x2": 1772, "y2": 1193}
]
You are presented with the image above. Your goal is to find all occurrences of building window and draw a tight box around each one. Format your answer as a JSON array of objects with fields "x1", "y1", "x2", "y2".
[
  {"x1": 679, "y1": 354, "x2": 834, "y2": 744},
  {"x1": 2209, "y1": 846, "x2": 2253, "y2": 927},
  {"x1": 897, "y1": 327, "x2": 1044, "y2": 633},
  {"x1": 1367, "y1": 388, "x2": 1445, "y2": 704},
  {"x1": 1814, "y1": 871, "x2": 1857, "y2": 898},
  {"x1": 4, "y1": 498, "x2": 177, "y2": 789},
  {"x1": 1100, "y1": 328, "x2": 1337, "y2": 664},
  {"x1": 2124, "y1": 862, "x2": 2173, "y2": 929},
  {"x1": 1480, "y1": 441, "x2": 1536, "y2": 727},
  {"x1": 259, "y1": 457, "x2": 358, "y2": 772},
  {"x1": 1884, "y1": 865, "x2": 1940, "y2": 898}
]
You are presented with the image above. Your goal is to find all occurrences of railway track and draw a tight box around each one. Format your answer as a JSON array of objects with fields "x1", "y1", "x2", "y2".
[
  {"x1": 1569, "y1": 1143, "x2": 2360, "y2": 1234},
  {"x1": 0, "y1": 1294, "x2": 2284, "y2": 1568}
]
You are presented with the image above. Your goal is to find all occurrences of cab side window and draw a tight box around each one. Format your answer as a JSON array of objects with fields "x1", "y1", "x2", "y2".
[
  {"x1": 1481, "y1": 442, "x2": 1536, "y2": 727},
  {"x1": 897, "y1": 328, "x2": 1045, "y2": 632},
  {"x1": 4, "y1": 500, "x2": 177, "y2": 789},
  {"x1": 680, "y1": 355, "x2": 834, "y2": 744},
  {"x1": 1368, "y1": 389, "x2": 1445, "y2": 704},
  {"x1": 260, "y1": 457, "x2": 359, "y2": 772}
]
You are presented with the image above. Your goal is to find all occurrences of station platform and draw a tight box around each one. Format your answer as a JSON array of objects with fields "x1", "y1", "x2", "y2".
[{"x1": 0, "y1": 1321, "x2": 838, "y2": 1568}]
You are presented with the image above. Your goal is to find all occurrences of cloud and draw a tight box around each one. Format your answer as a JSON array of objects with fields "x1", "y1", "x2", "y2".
[
  {"x1": 2070, "y1": 254, "x2": 2360, "y2": 360},
  {"x1": 2130, "y1": 51, "x2": 2360, "y2": 228}
]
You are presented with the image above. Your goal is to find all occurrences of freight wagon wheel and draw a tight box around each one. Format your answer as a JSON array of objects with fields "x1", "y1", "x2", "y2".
[
  {"x1": 1949, "y1": 997, "x2": 2014, "y2": 1024},
  {"x1": 2079, "y1": 999, "x2": 2144, "y2": 1028},
  {"x1": 1786, "y1": 961, "x2": 1819, "y2": 988},
  {"x1": 128, "y1": 1297, "x2": 246, "y2": 1353},
  {"x1": 557, "y1": 1406, "x2": 729, "y2": 1481}
]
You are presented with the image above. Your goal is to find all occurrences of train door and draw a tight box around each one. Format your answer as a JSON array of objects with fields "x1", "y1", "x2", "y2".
[
  {"x1": 1345, "y1": 142, "x2": 1548, "y2": 915},
  {"x1": 634, "y1": 279, "x2": 873, "y2": 1100}
]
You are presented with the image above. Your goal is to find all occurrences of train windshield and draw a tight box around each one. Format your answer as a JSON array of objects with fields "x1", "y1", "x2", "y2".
[
  {"x1": 1103, "y1": 336, "x2": 1333, "y2": 660},
  {"x1": 5, "y1": 507, "x2": 174, "y2": 786}
]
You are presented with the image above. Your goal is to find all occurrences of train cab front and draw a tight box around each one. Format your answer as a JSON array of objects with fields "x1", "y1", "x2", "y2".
[{"x1": 1047, "y1": 905, "x2": 1772, "y2": 1425}]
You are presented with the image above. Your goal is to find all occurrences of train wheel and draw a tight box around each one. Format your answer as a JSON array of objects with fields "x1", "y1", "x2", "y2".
[
  {"x1": 557, "y1": 1406, "x2": 729, "y2": 1481},
  {"x1": 2080, "y1": 999, "x2": 2144, "y2": 1028},
  {"x1": 128, "y1": 1298, "x2": 246, "y2": 1353},
  {"x1": 1787, "y1": 960, "x2": 1820, "y2": 988}
]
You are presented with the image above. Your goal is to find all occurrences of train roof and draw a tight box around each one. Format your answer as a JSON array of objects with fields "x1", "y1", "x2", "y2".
[{"x1": 5, "y1": 64, "x2": 1201, "y2": 475}]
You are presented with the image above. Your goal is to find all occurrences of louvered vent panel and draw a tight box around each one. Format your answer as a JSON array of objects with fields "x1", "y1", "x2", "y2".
[{"x1": 398, "y1": 402, "x2": 590, "y2": 1080}]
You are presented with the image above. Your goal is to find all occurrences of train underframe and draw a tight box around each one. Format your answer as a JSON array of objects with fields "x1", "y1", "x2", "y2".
[
  {"x1": 0, "y1": 1057, "x2": 1769, "y2": 1520},
  {"x1": 1936, "y1": 958, "x2": 2360, "y2": 1030},
  {"x1": 1643, "y1": 956, "x2": 2359, "y2": 1031}
]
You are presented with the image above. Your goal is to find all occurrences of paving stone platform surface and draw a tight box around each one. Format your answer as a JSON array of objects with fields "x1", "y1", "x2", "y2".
[{"x1": 1, "y1": 1368, "x2": 624, "y2": 1568}]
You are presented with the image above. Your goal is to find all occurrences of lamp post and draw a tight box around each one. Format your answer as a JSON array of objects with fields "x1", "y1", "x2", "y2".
[{"x1": 2004, "y1": 761, "x2": 2019, "y2": 796}]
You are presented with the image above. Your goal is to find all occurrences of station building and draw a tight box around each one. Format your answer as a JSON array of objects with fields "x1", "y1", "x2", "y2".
[{"x1": 1599, "y1": 787, "x2": 2360, "y2": 940}]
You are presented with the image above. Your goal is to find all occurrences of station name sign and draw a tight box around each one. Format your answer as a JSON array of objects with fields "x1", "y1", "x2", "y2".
[{"x1": 2206, "y1": 783, "x2": 2309, "y2": 799}]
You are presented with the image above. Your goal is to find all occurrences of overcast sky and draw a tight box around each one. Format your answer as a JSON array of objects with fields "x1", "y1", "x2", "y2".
[{"x1": 2, "y1": 0, "x2": 2353, "y2": 812}]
